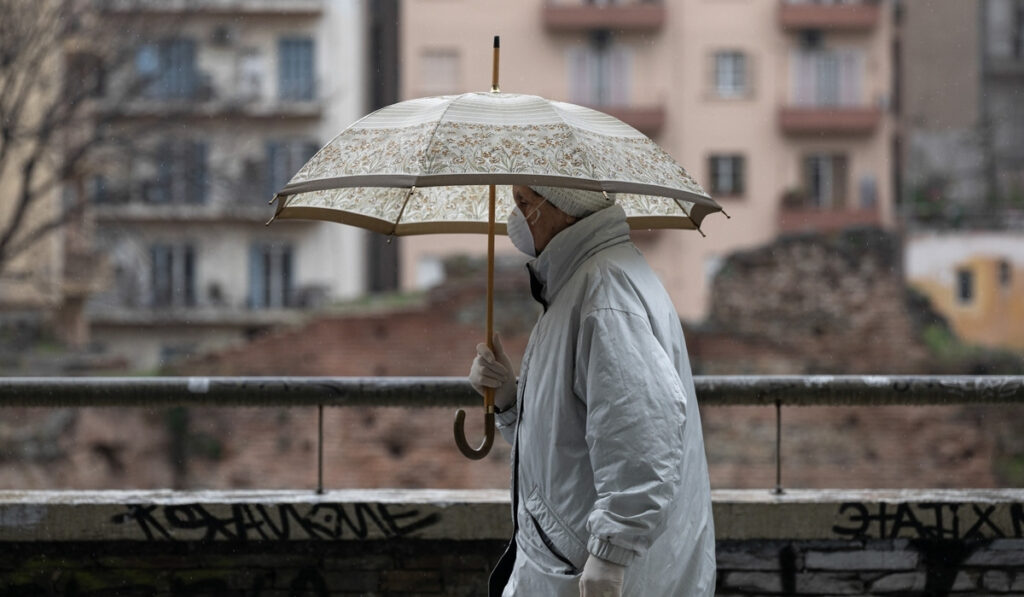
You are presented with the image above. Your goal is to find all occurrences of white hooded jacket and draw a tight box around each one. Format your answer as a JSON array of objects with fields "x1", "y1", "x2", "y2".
[{"x1": 494, "y1": 204, "x2": 716, "y2": 596}]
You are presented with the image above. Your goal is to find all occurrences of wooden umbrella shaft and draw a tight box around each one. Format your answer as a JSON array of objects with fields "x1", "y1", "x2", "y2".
[{"x1": 485, "y1": 183, "x2": 495, "y2": 414}]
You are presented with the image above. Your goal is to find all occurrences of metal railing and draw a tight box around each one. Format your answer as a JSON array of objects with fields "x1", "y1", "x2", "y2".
[{"x1": 1, "y1": 376, "x2": 1021, "y2": 493}]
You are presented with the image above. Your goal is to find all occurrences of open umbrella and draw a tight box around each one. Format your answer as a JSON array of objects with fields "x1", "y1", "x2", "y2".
[{"x1": 270, "y1": 37, "x2": 725, "y2": 459}]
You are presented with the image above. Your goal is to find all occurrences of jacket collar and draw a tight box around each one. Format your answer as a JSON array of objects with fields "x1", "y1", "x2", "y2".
[{"x1": 526, "y1": 205, "x2": 631, "y2": 306}]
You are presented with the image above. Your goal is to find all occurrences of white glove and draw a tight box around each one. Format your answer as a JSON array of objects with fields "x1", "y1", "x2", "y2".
[
  {"x1": 579, "y1": 554, "x2": 625, "y2": 597},
  {"x1": 468, "y1": 333, "x2": 517, "y2": 411}
]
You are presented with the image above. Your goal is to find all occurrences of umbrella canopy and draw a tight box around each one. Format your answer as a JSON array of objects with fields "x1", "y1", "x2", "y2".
[
  {"x1": 272, "y1": 91, "x2": 724, "y2": 233},
  {"x1": 269, "y1": 39, "x2": 725, "y2": 460}
]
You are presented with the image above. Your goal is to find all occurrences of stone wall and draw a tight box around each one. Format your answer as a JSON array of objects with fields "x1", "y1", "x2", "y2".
[
  {"x1": 694, "y1": 228, "x2": 940, "y2": 375},
  {"x1": 1, "y1": 489, "x2": 1023, "y2": 596}
]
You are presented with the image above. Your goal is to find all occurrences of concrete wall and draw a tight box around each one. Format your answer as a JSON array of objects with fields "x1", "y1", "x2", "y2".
[{"x1": 0, "y1": 489, "x2": 1022, "y2": 595}]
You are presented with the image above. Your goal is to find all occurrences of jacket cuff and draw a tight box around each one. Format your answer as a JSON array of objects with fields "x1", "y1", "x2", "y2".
[
  {"x1": 587, "y1": 535, "x2": 636, "y2": 567},
  {"x1": 495, "y1": 403, "x2": 518, "y2": 428}
]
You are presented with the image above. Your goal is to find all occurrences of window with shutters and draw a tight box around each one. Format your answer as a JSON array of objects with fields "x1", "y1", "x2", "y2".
[
  {"x1": 713, "y1": 51, "x2": 748, "y2": 99},
  {"x1": 803, "y1": 153, "x2": 849, "y2": 208},
  {"x1": 568, "y1": 32, "x2": 631, "y2": 107},
  {"x1": 144, "y1": 139, "x2": 208, "y2": 205},
  {"x1": 708, "y1": 155, "x2": 746, "y2": 197},
  {"x1": 279, "y1": 38, "x2": 315, "y2": 100},
  {"x1": 150, "y1": 243, "x2": 196, "y2": 308},
  {"x1": 266, "y1": 140, "x2": 320, "y2": 198},
  {"x1": 791, "y1": 48, "x2": 863, "y2": 107},
  {"x1": 249, "y1": 243, "x2": 294, "y2": 309},
  {"x1": 136, "y1": 38, "x2": 198, "y2": 100}
]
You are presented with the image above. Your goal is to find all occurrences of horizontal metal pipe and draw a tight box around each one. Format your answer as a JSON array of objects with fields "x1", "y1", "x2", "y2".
[{"x1": 0, "y1": 376, "x2": 1020, "y2": 408}]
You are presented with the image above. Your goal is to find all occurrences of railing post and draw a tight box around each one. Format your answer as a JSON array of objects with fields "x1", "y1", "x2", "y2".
[
  {"x1": 317, "y1": 404, "x2": 324, "y2": 495},
  {"x1": 774, "y1": 399, "x2": 784, "y2": 495}
]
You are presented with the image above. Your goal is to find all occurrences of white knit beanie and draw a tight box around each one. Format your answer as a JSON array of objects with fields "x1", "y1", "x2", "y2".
[{"x1": 530, "y1": 185, "x2": 616, "y2": 218}]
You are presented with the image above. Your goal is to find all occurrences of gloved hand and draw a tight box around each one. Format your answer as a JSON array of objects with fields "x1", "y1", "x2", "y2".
[
  {"x1": 579, "y1": 554, "x2": 625, "y2": 597},
  {"x1": 468, "y1": 333, "x2": 517, "y2": 411}
]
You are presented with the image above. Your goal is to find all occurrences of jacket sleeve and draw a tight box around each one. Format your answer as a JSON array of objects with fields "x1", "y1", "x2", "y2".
[
  {"x1": 495, "y1": 394, "x2": 518, "y2": 445},
  {"x1": 574, "y1": 307, "x2": 688, "y2": 566}
]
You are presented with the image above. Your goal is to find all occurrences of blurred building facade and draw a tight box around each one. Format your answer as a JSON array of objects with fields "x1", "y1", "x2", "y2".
[
  {"x1": 57, "y1": 0, "x2": 370, "y2": 371},
  {"x1": 899, "y1": 0, "x2": 1024, "y2": 227},
  {"x1": 899, "y1": 0, "x2": 1024, "y2": 351},
  {"x1": 397, "y1": 0, "x2": 896, "y2": 321}
]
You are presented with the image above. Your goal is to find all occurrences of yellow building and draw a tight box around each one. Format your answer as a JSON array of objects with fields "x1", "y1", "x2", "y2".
[{"x1": 907, "y1": 232, "x2": 1024, "y2": 351}]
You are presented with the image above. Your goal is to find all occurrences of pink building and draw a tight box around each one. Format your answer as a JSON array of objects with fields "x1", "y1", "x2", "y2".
[{"x1": 398, "y1": 0, "x2": 894, "y2": 321}]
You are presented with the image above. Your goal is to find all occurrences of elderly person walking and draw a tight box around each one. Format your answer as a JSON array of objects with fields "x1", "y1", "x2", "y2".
[{"x1": 469, "y1": 185, "x2": 716, "y2": 596}]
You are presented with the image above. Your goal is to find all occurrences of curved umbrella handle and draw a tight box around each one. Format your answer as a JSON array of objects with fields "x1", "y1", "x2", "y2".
[{"x1": 453, "y1": 408, "x2": 495, "y2": 460}]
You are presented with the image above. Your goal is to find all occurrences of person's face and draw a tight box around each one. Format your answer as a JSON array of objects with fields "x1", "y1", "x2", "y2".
[{"x1": 511, "y1": 185, "x2": 577, "y2": 254}]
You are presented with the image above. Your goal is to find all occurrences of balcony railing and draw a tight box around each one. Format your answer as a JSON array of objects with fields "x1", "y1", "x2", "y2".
[
  {"x1": 778, "y1": 106, "x2": 882, "y2": 136},
  {"x1": 1, "y1": 376, "x2": 1020, "y2": 494},
  {"x1": 778, "y1": 0, "x2": 881, "y2": 32},
  {"x1": 543, "y1": 0, "x2": 666, "y2": 32}
]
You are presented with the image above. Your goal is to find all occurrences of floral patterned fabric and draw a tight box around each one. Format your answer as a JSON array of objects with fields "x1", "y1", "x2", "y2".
[{"x1": 275, "y1": 92, "x2": 722, "y2": 233}]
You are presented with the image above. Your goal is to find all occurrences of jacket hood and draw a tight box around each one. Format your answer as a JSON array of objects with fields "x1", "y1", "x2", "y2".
[{"x1": 528, "y1": 204, "x2": 631, "y2": 304}]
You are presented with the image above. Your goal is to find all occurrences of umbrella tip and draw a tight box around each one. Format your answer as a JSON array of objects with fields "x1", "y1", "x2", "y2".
[
  {"x1": 494, "y1": 35, "x2": 499, "y2": 48},
  {"x1": 721, "y1": 208, "x2": 732, "y2": 220}
]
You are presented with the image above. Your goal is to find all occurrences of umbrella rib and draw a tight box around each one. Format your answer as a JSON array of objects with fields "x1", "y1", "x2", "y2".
[
  {"x1": 391, "y1": 186, "x2": 417, "y2": 236},
  {"x1": 671, "y1": 197, "x2": 706, "y2": 238},
  {"x1": 417, "y1": 97, "x2": 462, "y2": 182}
]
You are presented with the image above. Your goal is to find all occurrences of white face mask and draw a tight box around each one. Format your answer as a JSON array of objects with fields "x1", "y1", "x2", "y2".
[{"x1": 506, "y1": 206, "x2": 536, "y2": 257}]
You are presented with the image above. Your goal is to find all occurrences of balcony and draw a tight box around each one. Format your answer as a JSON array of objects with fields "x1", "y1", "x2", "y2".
[
  {"x1": 778, "y1": 106, "x2": 881, "y2": 137},
  {"x1": 593, "y1": 105, "x2": 666, "y2": 136},
  {"x1": 543, "y1": 0, "x2": 666, "y2": 32},
  {"x1": 778, "y1": 189, "x2": 882, "y2": 234},
  {"x1": 777, "y1": 0, "x2": 880, "y2": 32},
  {"x1": 99, "y1": 0, "x2": 324, "y2": 17}
]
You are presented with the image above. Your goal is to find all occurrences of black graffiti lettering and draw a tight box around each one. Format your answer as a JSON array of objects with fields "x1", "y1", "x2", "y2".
[
  {"x1": 114, "y1": 502, "x2": 440, "y2": 541},
  {"x1": 917, "y1": 503, "x2": 947, "y2": 539},
  {"x1": 299, "y1": 504, "x2": 342, "y2": 540},
  {"x1": 378, "y1": 503, "x2": 442, "y2": 537},
  {"x1": 164, "y1": 505, "x2": 241, "y2": 541},
  {"x1": 1012, "y1": 504, "x2": 1024, "y2": 538},
  {"x1": 111, "y1": 505, "x2": 173, "y2": 541},
  {"x1": 964, "y1": 505, "x2": 1005, "y2": 540},
  {"x1": 833, "y1": 502, "x2": 871, "y2": 537},
  {"x1": 890, "y1": 503, "x2": 926, "y2": 539},
  {"x1": 950, "y1": 504, "x2": 961, "y2": 539}
]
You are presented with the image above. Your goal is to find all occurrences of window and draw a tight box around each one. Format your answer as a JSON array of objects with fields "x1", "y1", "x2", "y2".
[
  {"x1": 279, "y1": 38, "x2": 315, "y2": 101},
  {"x1": 803, "y1": 153, "x2": 848, "y2": 208},
  {"x1": 999, "y1": 260, "x2": 1013, "y2": 289},
  {"x1": 146, "y1": 139, "x2": 208, "y2": 204},
  {"x1": 792, "y1": 48, "x2": 863, "y2": 107},
  {"x1": 266, "y1": 140, "x2": 319, "y2": 197},
  {"x1": 420, "y1": 49, "x2": 461, "y2": 95},
  {"x1": 709, "y1": 155, "x2": 745, "y2": 196},
  {"x1": 237, "y1": 49, "x2": 265, "y2": 101},
  {"x1": 568, "y1": 32, "x2": 631, "y2": 106},
  {"x1": 957, "y1": 267, "x2": 974, "y2": 304},
  {"x1": 249, "y1": 244, "x2": 294, "y2": 309},
  {"x1": 150, "y1": 243, "x2": 196, "y2": 308},
  {"x1": 713, "y1": 51, "x2": 747, "y2": 98},
  {"x1": 858, "y1": 175, "x2": 877, "y2": 209},
  {"x1": 137, "y1": 38, "x2": 198, "y2": 100}
]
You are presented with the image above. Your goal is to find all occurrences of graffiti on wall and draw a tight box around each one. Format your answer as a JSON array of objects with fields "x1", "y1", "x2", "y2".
[
  {"x1": 110, "y1": 502, "x2": 441, "y2": 541},
  {"x1": 833, "y1": 501, "x2": 1024, "y2": 540}
]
